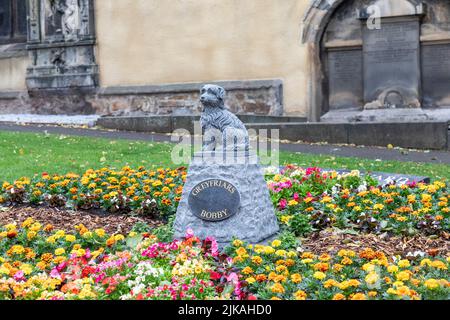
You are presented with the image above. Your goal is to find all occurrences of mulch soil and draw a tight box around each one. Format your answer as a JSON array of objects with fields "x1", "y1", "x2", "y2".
[
  {"x1": 1, "y1": 206, "x2": 449, "y2": 257},
  {"x1": 0, "y1": 206, "x2": 162, "y2": 235},
  {"x1": 301, "y1": 229, "x2": 449, "y2": 257}
]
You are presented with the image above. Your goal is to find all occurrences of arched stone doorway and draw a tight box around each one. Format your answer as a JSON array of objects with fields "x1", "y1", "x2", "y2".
[{"x1": 303, "y1": 0, "x2": 450, "y2": 122}]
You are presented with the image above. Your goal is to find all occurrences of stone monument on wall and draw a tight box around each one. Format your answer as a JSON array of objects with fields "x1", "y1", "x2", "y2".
[
  {"x1": 26, "y1": 0, "x2": 98, "y2": 91},
  {"x1": 318, "y1": 0, "x2": 450, "y2": 122},
  {"x1": 173, "y1": 85, "x2": 279, "y2": 247}
]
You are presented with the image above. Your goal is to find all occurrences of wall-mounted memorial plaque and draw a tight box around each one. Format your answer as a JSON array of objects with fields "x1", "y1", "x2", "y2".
[
  {"x1": 363, "y1": 18, "x2": 421, "y2": 107},
  {"x1": 328, "y1": 48, "x2": 364, "y2": 110},
  {"x1": 188, "y1": 179, "x2": 240, "y2": 222},
  {"x1": 422, "y1": 43, "x2": 450, "y2": 107}
]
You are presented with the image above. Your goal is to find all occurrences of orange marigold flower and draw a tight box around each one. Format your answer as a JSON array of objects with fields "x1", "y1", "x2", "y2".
[{"x1": 332, "y1": 293, "x2": 346, "y2": 300}]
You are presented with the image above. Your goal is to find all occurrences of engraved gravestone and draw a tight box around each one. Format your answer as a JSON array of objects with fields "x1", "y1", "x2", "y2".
[
  {"x1": 362, "y1": 17, "x2": 421, "y2": 109},
  {"x1": 328, "y1": 49, "x2": 364, "y2": 110},
  {"x1": 422, "y1": 44, "x2": 450, "y2": 107}
]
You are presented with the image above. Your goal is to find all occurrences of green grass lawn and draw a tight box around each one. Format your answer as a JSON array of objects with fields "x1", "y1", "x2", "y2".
[{"x1": 0, "y1": 130, "x2": 449, "y2": 182}]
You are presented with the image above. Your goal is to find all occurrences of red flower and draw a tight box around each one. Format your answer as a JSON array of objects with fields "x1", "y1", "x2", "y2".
[
  {"x1": 210, "y1": 271, "x2": 222, "y2": 281},
  {"x1": 248, "y1": 295, "x2": 258, "y2": 300}
]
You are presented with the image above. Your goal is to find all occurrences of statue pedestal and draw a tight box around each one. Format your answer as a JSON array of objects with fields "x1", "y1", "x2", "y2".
[{"x1": 173, "y1": 151, "x2": 279, "y2": 247}]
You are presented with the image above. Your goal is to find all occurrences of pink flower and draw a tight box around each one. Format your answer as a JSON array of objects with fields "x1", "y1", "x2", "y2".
[
  {"x1": 294, "y1": 193, "x2": 300, "y2": 201},
  {"x1": 205, "y1": 236, "x2": 219, "y2": 257},
  {"x1": 50, "y1": 268, "x2": 61, "y2": 279},
  {"x1": 13, "y1": 270, "x2": 25, "y2": 282},
  {"x1": 279, "y1": 199, "x2": 287, "y2": 210},
  {"x1": 185, "y1": 228, "x2": 195, "y2": 239}
]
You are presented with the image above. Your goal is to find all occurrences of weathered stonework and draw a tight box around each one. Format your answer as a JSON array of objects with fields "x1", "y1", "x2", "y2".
[
  {"x1": 0, "y1": 80, "x2": 283, "y2": 116},
  {"x1": 26, "y1": 0, "x2": 98, "y2": 91},
  {"x1": 89, "y1": 80, "x2": 283, "y2": 116},
  {"x1": 303, "y1": 0, "x2": 450, "y2": 122}
]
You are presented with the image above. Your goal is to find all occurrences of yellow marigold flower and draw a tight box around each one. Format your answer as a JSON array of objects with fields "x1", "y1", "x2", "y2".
[
  {"x1": 275, "y1": 250, "x2": 287, "y2": 257},
  {"x1": 30, "y1": 223, "x2": 41, "y2": 232},
  {"x1": 338, "y1": 249, "x2": 356, "y2": 258},
  {"x1": 288, "y1": 200, "x2": 298, "y2": 207},
  {"x1": 291, "y1": 273, "x2": 302, "y2": 284},
  {"x1": 95, "y1": 229, "x2": 106, "y2": 237},
  {"x1": 398, "y1": 260, "x2": 411, "y2": 268},
  {"x1": 373, "y1": 204, "x2": 385, "y2": 210},
  {"x1": 270, "y1": 297, "x2": 281, "y2": 300},
  {"x1": 301, "y1": 258, "x2": 313, "y2": 264},
  {"x1": 420, "y1": 258, "x2": 432, "y2": 267},
  {"x1": 362, "y1": 263, "x2": 375, "y2": 272},
  {"x1": 21, "y1": 218, "x2": 34, "y2": 228},
  {"x1": 323, "y1": 279, "x2": 338, "y2": 288},
  {"x1": 251, "y1": 256, "x2": 262, "y2": 265},
  {"x1": 246, "y1": 277, "x2": 256, "y2": 284},
  {"x1": 280, "y1": 215, "x2": 293, "y2": 224},
  {"x1": 276, "y1": 265, "x2": 287, "y2": 273},
  {"x1": 387, "y1": 265, "x2": 399, "y2": 273},
  {"x1": 301, "y1": 252, "x2": 315, "y2": 259},
  {"x1": 65, "y1": 235, "x2": 76, "y2": 242},
  {"x1": 424, "y1": 279, "x2": 440, "y2": 290},
  {"x1": 264, "y1": 246, "x2": 275, "y2": 255},
  {"x1": 410, "y1": 278, "x2": 421, "y2": 286},
  {"x1": 396, "y1": 271, "x2": 411, "y2": 282},
  {"x1": 333, "y1": 264, "x2": 344, "y2": 273},
  {"x1": 53, "y1": 256, "x2": 66, "y2": 265},
  {"x1": 232, "y1": 239, "x2": 243, "y2": 247},
  {"x1": 271, "y1": 240, "x2": 282, "y2": 248},
  {"x1": 236, "y1": 247, "x2": 247, "y2": 256},
  {"x1": 27, "y1": 231, "x2": 37, "y2": 240},
  {"x1": 114, "y1": 234, "x2": 125, "y2": 242},
  {"x1": 365, "y1": 272, "x2": 379, "y2": 285},
  {"x1": 294, "y1": 290, "x2": 307, "y2": 300},
  {"x1": 350, "y1": 293, "x2": 366, "y2": 300},
  {"x1": 431, "y1": 260, "x2": 447, "y2": 270},
  {"x1": 332, "y1": 293, "x2": 346, "y2": 300},
  {"x1": 313, "y1": 272, "x2": 326, "y2": 281},
  {"x1": 421, "y1": 194, "x2": 432, "y2": 203},
  {"x1": 368, "y1": 291, "x2": 378, "y2": 298},
  {"x1": 81, "y1": 231, "x2": 93, "y2": 239},
  {"x1": 20, "y1": 264, "x2": 33, "y2": 275},
  {"x1": 341, "y1": 257, "x2": 353, "y2": 265},
  {"x1": 55, "y1": 248, "x2": 65, "y2": 256},
  {"x1": 271, "y1": 283, "x2": 285, "y2": 294},
  {"x1": 242, "y1": 267, "x2": 254, "y2": 275}
]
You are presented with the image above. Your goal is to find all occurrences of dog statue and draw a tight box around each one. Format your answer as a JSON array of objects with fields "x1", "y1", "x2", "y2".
[{"x1": 200, "y1": 84, "x2": 249, "y2": 152}]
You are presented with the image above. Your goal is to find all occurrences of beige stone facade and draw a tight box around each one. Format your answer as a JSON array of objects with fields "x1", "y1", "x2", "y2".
[{"x1": 94, "y1": 0, "x2": 310, "y2": 116}]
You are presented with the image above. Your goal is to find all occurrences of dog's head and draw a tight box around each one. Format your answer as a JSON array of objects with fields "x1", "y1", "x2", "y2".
[{"x1": 200, "y1": 84, "x2": 226, "y2": 109}]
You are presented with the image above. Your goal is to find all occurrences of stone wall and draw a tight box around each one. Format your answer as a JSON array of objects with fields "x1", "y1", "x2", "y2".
[{"x1": 0, "y1": 80, "x2": 283, "y2": 116}]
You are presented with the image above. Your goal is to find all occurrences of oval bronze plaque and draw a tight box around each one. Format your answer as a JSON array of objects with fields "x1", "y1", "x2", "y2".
[{"x1": 188, "y1": 179, "x2": 240, "y2": 222}]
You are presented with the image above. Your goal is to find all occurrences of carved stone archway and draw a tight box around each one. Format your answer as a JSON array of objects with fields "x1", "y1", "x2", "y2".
[
  {"x1": 302, "y1": 0, "x2": 349, "y2": 121},
  {"x1": 302, "y1": 0, "x2": 450, "y2": 122}
]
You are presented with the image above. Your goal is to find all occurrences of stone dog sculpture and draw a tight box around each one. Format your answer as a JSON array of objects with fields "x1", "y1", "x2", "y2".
[{"x1": 200, "y1": 84, "x2": 249, "y2": 152}]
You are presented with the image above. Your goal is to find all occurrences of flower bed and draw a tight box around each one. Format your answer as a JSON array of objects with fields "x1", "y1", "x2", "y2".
[
  {"x1": 1, "y1": 165, "x2": 449, "y2": 236},
  {"x1": 0, "y1": 166, "x2": 186, "y2": 218},
  {"x1": 267, "y1": 166, "x2": 449, "y2": 236},
  {"x1": 0, "y1": 220, "x2": 448, "y2": 300},
  {"x1": 0, "y1": 220, "x2": 248, "y2": 300},
  {"x1": 226, "y1": 239, "x2": 449, "y2": 300}
]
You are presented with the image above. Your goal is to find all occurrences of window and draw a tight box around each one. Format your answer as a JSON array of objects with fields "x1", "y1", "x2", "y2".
[{"x1": 0, "y1": 0, "x2": 27, "y2": 44}]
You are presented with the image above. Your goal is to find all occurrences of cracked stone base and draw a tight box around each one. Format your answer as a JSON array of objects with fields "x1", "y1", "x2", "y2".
[{"x1": 173, "y1": 152, "x2": 279, "y2": 248}]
